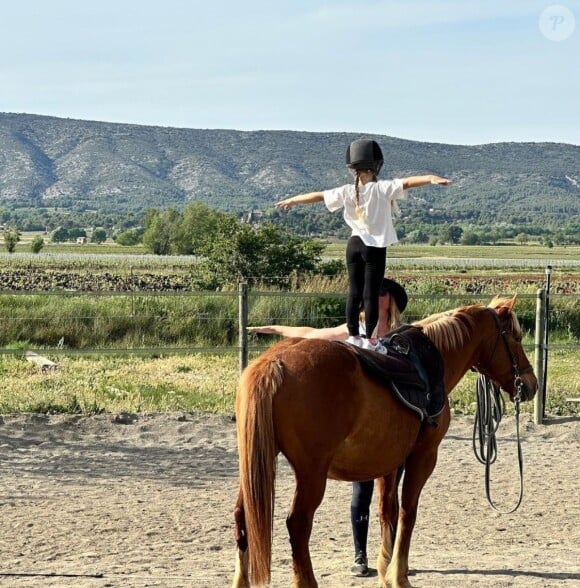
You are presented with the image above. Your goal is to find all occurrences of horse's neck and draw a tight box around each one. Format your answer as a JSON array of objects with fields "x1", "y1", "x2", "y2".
[{"x1": 438, "y1": 329, "x2": 486, "y2": 394}]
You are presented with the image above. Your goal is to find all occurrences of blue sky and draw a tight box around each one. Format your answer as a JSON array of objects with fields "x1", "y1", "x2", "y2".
[{"x1": 1, "y1": 1, "x2": 579, "y2": 145}]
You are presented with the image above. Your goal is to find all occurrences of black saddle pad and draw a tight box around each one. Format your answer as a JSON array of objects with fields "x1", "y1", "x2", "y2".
[{"x1": 345, "y1": 325, "x2": 446, "y2": 422}]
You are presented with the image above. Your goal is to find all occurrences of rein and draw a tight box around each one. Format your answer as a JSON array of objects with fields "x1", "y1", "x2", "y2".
[
  {"x1": 472, "y1": 308, "x2": 528, "y2": 514},
  {"x1": 473, "y1": 373, "x2": 524, "y2": 513}
]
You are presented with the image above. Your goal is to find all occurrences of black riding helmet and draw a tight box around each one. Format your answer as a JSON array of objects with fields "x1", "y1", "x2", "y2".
[{"x1": 345, "y1": 139, "x2": 384, "y2": 175}]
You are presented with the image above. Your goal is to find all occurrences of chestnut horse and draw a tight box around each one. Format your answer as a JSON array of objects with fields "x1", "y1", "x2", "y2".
[{"x1": 232, "y1": 297, "x2": 537, "y2": 588}]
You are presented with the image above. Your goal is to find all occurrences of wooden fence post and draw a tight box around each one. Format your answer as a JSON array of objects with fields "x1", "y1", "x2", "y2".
[
  {"x1": 239, "y1": 281, "x2": 249, "y2": 374},
  {"x1": 534, "y1": 287, "x2": 546, "y2": 424}
]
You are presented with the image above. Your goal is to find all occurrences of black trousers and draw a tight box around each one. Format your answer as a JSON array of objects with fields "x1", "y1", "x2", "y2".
[
  {"x1": 346, "y1": 236, "x2": 387, "y2": 337},
  {"x1": 351, "y1": 480, "x2": 374, "y2": 556}
]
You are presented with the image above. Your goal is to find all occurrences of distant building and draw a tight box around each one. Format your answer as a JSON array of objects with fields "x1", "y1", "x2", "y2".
[
  {"x1": 241, "y1": 210, "x2": 264, "y2": 225},
  {"x1": 76, "y1": 236, "x2": 87, "y2": 245}
]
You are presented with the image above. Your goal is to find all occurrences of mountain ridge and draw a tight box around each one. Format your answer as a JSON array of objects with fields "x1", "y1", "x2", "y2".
[{"x1": 1, "y1": 112, "x2": 578, "y2": 225}]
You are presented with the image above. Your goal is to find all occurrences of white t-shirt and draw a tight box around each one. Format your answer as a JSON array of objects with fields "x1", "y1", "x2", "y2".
[{"x1": 323, "y1": 179, "x2": 407, "y2": 248}]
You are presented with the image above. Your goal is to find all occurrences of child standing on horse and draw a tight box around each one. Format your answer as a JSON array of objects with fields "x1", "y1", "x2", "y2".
[{"x1": 276, "y1": 138, "x2": 450, "y2": 348}]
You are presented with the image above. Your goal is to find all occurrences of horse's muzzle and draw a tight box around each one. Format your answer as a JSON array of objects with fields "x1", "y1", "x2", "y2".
[{"x1": 517, "y1": 372, "x2": 538, "y2": 402}]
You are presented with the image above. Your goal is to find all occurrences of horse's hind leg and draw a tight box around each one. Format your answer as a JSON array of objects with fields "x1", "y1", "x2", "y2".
[
  {"x1": 385, "y1": 450, "x2": 439, "y2": 588},
  {"x1": 376, "y1": 467, "x2": 403, "y2": 585},
  {"x1": 286, "y1": 469, "x2": 327, "y2": 588},
  {"x1": 232, "y1": 489, "x2": 250, "y2": 588}
]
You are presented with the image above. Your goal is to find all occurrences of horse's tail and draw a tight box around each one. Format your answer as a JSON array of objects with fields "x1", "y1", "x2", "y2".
[{"x1": 235, "y1": 355, "x2": 282, "y2": 586}]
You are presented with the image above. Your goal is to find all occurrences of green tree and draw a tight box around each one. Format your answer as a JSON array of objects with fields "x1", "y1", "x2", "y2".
[
  {"x1": 514, "y1": 232, "x2": 529, "y2": 245},
  {"x1": 91, "y1": 228, "x2": 107, "y2": 243},
  {"x1": 405, "y1": 229, "x2": 430, "y2": 244},
  {"x1": 68, "y1": 227, "x2": 87, "y2": 240},
  {"x1": 3, "y1": 228, "x2": 20, "y2": 253},
  {"x1": 115, "y1": 228, "x2": 143, "y2": 246},
  {"x1": 175, "y1": 202, "x2": 227, "y2": 254},
  {"x1": 30, "y1": 236, "x2": 45, "y2": 253},
  {"x1": 51, "y1": 226, "x2": 69, "y2": 242},
  {"x1": 194, "y1": 220, "x2": 324, "y2": 289},
  {"x1": 439, "y1": 225, "x2": 463, "y2": 244},
  {"x1": 142, "y1": 208, "x2": 181, "y2": 254},
  {"x1": 461, "y1": 231, "x2": 480, "y2": 245}
]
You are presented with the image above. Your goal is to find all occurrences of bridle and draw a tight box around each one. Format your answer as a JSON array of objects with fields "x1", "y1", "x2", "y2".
[
  {"x1": 475, "y1": 307, "x2": 534, "y2": 402},
  {"x1": 472, "y1": 307, "x2": 533, "y2": 514}
]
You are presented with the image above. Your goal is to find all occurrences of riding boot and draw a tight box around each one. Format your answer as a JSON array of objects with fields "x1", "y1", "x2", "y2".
[{"x1": 350, "y1": 506, "x2": 369, "y2": 576}]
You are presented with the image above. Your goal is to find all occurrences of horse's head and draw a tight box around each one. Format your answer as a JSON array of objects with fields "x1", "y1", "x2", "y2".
[{"x1": 474, "y1": 296, "x2": 538, "y2": 402}]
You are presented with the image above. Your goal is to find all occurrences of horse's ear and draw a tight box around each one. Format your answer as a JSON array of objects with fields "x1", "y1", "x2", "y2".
[
  {"x1": 506, "y1": 295, "x2": 517, "y2": 310},
  {"x1": 495, "y1": 295, "x2": 517, "y2": 318},
  {"x1": 488, "y1": 295, "x2": 517, "y2": 312},
  {"x1": 488, "y1": 295, "x2": 505, "y2": 310}
]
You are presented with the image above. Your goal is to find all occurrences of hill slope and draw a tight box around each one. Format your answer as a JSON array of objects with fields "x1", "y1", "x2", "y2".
[{"x1": 1, "y1": 112, "x2": 578, "y2": 225}]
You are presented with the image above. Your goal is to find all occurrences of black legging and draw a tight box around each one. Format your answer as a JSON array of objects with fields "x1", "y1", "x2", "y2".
[
  {"x1": 351, "y1": 480, "x2": 374, "y2": 556},
  {"x1": 346, "y1": 236, "x2": 387, "y2": 337}
]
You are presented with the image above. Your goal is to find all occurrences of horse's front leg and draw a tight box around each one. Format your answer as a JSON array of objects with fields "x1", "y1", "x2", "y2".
[
  {"x1": 385, "y1": 450, "x2": 438, "y2": 588},
  {"x1": 286, "y1": 468, "x2": 327, "y2": 588},
  {"x1": 232, "y1": 489, "x2": 250, "y2": 588},
  {"x1": 376, "y1": 466, "x2": 404, "y2": 585}
]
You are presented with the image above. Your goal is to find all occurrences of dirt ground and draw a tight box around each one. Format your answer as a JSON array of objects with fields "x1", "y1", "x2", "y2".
[{"x1": 0, "y1": 412, "x2": 578, "y2": 588}]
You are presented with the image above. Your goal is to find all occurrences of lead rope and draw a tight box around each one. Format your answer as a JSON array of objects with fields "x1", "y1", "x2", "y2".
[{"x1": 473, "y1": 373, "x2": 524, "y2": 514}]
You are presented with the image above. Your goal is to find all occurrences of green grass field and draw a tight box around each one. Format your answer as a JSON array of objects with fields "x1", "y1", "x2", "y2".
[
  {"x1": 7, "y1": 233, "x2": 580, "y2": 263},
  {"x1": 0, "y1": 243, "x2": 577, "y2": 417},
  {"x1": 0, "y1": 348, "x2": 576, "y2": 417},
  {"x1": 324, "y1": 240, "x2": 580, "y2": 262},
  {"x1": 10, "y1": 240, "x2": 149, "y2": 256}
]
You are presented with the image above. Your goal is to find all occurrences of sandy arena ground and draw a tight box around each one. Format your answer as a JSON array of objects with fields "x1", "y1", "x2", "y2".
[{"x1": 0, "y1": 412, "x2": 578, "y2": 587}]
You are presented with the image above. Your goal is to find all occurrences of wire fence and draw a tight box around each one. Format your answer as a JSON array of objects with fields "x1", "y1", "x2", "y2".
[
  {"x1": 0, "y1": 285, "x2": 578, "y2": 421},
  {"x1": 0, "y1": 287, "x2": 577, "y2": 356}
]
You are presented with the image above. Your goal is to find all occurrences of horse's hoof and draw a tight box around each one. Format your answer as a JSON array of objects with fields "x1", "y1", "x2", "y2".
[{"x1": 384, "y1": 578, "x2": 413, "y2": 588}]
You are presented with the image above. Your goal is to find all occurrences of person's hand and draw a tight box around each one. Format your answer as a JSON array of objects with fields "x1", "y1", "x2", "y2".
[
  {"x1": 247, "y1": 326, "x2": 275, "y2": 334},
  {"x1": 431, "y1": 175, "x2": 451, "y2": 186},
  {"x1": 275, "y1": 198, "x2": 294, "y2": 210}
]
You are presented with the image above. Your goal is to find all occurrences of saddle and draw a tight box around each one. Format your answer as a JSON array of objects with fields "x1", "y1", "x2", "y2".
[{"x1": 345, "y1": 325, "x2": 446, "y2": 424}]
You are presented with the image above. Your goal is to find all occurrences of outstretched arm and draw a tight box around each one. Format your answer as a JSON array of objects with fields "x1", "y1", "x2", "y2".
[
  {"x1": 275, "y1": 191, "x2": 324, "y2": 210},
  {"x1": 248, "y1": 323, "x2": 348, "y2": 341},
  {"x1": 402, "y1": 175, "x2": 451, "y2": 190}
]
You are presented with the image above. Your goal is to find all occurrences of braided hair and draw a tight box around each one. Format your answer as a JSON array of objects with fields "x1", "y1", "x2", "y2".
[{"x1": 354, "y1": 169, "x2": 377, "y2": 220}]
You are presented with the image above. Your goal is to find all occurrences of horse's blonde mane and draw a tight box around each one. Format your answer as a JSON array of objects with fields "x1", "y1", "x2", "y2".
[
  {"x1": 414, "y1": 298, "x2": 520, "y2": 351},
  {"x1": 414, "y1": 306, "x2": 478, "y2": 351}
]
